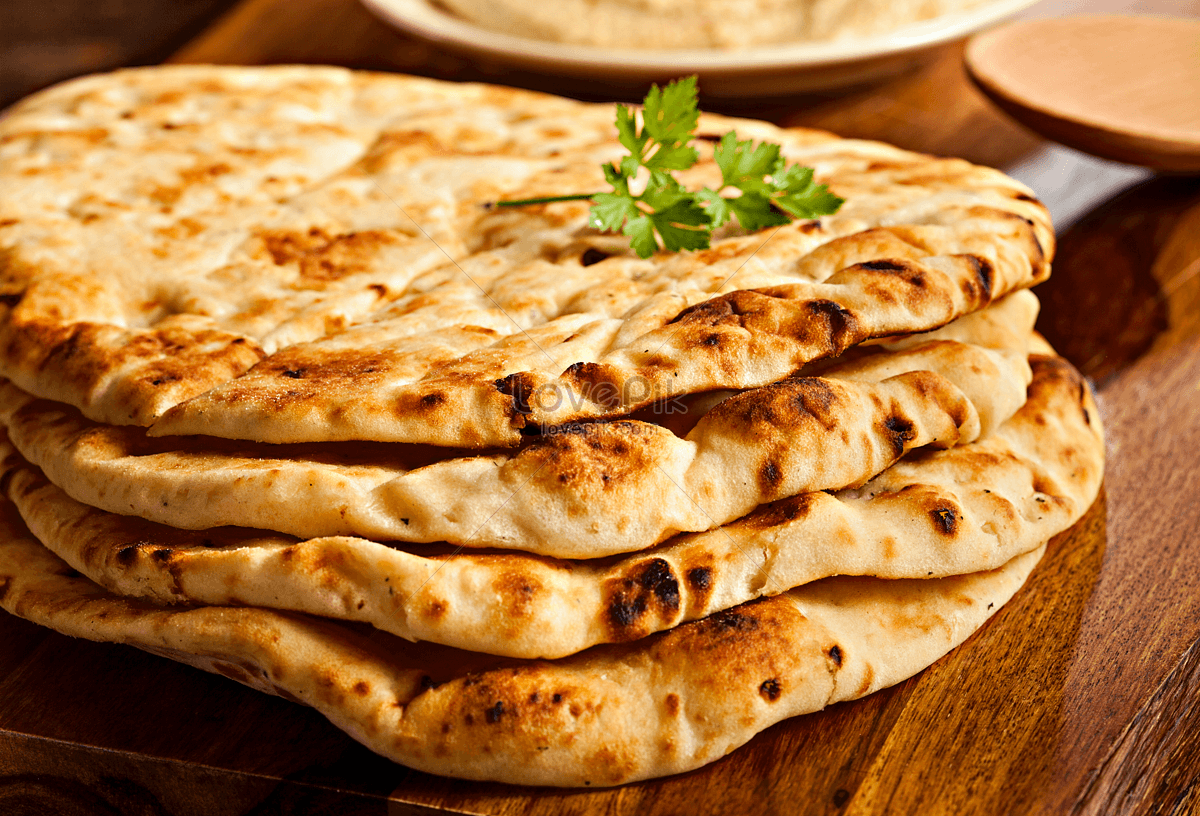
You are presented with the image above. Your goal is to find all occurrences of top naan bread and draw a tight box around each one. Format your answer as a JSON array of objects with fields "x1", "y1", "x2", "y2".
[{"x1": 0, "y1": 65, "x2": 1052, "y2": 447}]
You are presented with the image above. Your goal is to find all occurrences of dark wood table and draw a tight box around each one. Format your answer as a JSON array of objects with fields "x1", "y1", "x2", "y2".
[
  {"x1": 0, "y1": 0, "x2": 240, "y2": 109},
  {"x1": 2, "y1": 1, "x2": 1199, "y2": 813}
]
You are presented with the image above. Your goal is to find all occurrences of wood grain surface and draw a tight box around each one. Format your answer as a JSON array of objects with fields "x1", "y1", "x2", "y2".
[
  {"x1": 3, "y1": 1, "x2": 1200, "y2": 814},
  {"x1": 0, "y1": 0, "x2": 240, "y2": 108},
  {"x1": 169, "y1": 0, "x2": 1044, "y2": 169},
  {"x1": 965, "y1": 16, "x2": 1200, "y2": 171}
]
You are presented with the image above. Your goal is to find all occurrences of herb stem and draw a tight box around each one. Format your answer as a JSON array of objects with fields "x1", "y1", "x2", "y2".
[{"x1": 491, "y1": 193, "x2": 599, "y2": 208}]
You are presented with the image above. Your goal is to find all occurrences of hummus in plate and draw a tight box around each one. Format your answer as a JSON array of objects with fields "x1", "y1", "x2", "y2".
[{"x1": 432, "y1": 0, "x2": 994, "y2": 49}]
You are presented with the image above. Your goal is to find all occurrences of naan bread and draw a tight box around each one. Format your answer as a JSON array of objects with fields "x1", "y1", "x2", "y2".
[
  {"x1": 0, "y1": 354, "x2": 1101, "y2": 659},
  {"x1": 0, "y1": 65, "x2": 1100, "y2": 790},
  {"x1": 0, "y1": 500, "x2": 1044, "y2": 787},
  {"x1": 0, "y1": 292, "x2": 1036, "y2": 556},
  {"x1": 0, "y1": 66, "x2": 1051, "y2": 447}
]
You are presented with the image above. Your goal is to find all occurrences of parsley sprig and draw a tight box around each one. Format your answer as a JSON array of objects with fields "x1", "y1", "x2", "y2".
[{"x1": 494, "y1": 77, "x2": 843, "y2": 259}]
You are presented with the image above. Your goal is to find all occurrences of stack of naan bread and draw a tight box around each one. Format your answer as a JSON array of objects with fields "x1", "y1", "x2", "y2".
[{"x1": 0, "y1": 66, "x2": 1102, "y2": 787}]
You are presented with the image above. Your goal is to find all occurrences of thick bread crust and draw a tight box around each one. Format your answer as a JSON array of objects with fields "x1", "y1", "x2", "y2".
[
  {"x1": 0, "y1": 66, "x2": 1052, "y2": 446},
  {"x1": 0, "y1": 354, "x2": 1103, "y2": 659},
  {"x1": 0, "y1": 293, "x2": 1037, "y2": 556},
  {"x1": 0, "y1": 500, "x2": 1044, "y2": 787}
]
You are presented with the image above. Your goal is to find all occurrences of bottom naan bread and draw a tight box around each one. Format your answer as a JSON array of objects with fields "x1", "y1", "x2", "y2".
[{"x1": 0, "y1": 500, "x2": 1042, "y2": 787}]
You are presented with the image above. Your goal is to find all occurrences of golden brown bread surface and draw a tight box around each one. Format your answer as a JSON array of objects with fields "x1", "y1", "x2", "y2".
[
  {"x1": 0, "y1": 354, "x2": 1103, "y2": 659},
  {"x1": 0, "y1": 496, "x2": 1044, "y2": 787},
  {"x1": 0, "y1": 292, "x2": 1037, "y2": 556},
  {"x1": 0, "y1": 66, "x2": 1052, "y2": 448}
]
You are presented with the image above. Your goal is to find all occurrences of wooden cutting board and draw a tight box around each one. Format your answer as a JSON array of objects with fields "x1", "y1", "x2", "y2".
[{"x1": 2, "y1": 1, "x2": 1199, "y2": 813}]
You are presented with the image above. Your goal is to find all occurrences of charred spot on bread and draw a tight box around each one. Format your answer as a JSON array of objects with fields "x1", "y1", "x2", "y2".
[{"x1": 759, "y1": 678, "x2": 782, "y2": 701}]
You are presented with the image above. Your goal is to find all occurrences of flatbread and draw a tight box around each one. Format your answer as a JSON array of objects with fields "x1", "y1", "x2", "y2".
[
  {"x1": 0, "y1": 354, "x2": 1101, "y2": 659},
  {"x1": 0, "y1": 500, "x2": 1045, "y2": 787},
  {"x1": 0, "y1": 65, "x2": 1097, "y2": 790},
  {"x1": 0, "y1": 292, "x2": 1037, "y2": 556},
  {"x1": 0, "y1": 65, "x2": 1052, "y2": 447}
]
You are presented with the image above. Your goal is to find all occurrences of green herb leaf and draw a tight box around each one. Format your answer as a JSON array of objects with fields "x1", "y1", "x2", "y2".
[
  {"x1": 694, "y1": 187, "x2": 732, "y2": 229},
  {"x1": 614, "y1": 104, "x2": 645, "y2": 157},
  {"x1": 714, "y1": 132, "x2": 781, "y2": 195},
  {"x1": 645, "y1": 142, "x2": 699, "y2": 172},
  {"x1": 772, "y1": 162, "x2": 814, "y2": 193},
  {"x1": 618, "y1": 154, "x2": 641, "y2": 181},
  {"x1": 493, "y1": 75, "x2": 843, "y2": 258},
  {"x1": 769, "y1": 163, "x2": 846, "y2": 219},
  {"x1": 589, "y1": 192, "x2": 639, "y2": 233},
  {"x1": 601, "y1": 161, "x2": 631, "y2": 195},
  {"x1": 640, "y1": 172, "x2": 691, "y2": 211},
  {"x1": 727, "y1": 193, "x2": 792, "y2": 232},
  {"x1": 605, "y1": 173, "x2": 713, "y2": 258},
  {"x1": 775, "y1": 186, "x2": 846, "y2": 220},
  {"x1": 650, "y1": 201, "x2": 712, "y2": 253},
  {"x1": 642, "y1": 76, "x2": 700, "y2": 153},
  {"x1": 622, "y1": 214, "x2": 659, "y2": 258},
  {"x1": 708, "y1": 132, "x2": 843, "y2": 230}
]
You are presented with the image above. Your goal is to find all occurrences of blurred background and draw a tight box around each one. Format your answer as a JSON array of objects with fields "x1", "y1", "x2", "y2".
[
  {"x1": 5, "y1": 0, "x2": 1197, "y2": 113},
  {"x1": 1, "y1": 0, "x2": 239, "y2": 107},
  {"x1": 1, "y1": 0, "x2": 1047, "y2": 170},
  {"x1": 1, "y1": 0, "x2": 1194, "y2": 214}
]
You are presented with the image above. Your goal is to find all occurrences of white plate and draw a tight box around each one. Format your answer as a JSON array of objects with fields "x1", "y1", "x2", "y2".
[{"x1": 360, "y1": 0, "x2": 1043, "y2": 97}]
